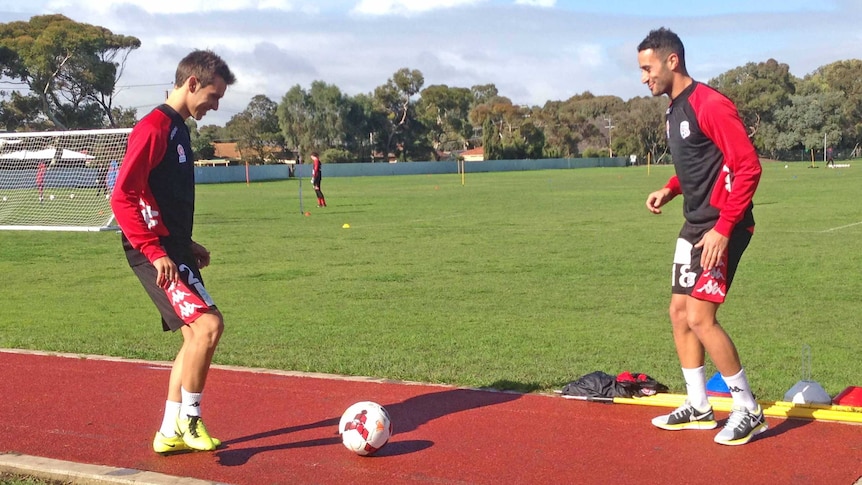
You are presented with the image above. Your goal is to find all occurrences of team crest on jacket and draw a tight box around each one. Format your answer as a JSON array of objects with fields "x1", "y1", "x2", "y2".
[
  {"x1": 680, "y1": 121, "x2": 691, "y2": 139},
  {"x1": 177, "y1": 145, "x2": 187, "y2": 164}
]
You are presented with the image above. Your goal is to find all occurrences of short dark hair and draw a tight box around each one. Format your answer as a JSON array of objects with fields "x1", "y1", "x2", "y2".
[
  {"x1": 175, "y1": 49, "x2": 236, "y2": 88},
  {"x1": 310, "y1": 151, "x2": 319, "y2": 158},
  {"x1": 638, "y1": 28, "x2": 686, "y2": 71}
]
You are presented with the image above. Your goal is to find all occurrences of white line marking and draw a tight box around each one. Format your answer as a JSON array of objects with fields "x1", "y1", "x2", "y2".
[{"x1": 821, "y1": 221, "x2": 862, "y2": 233}]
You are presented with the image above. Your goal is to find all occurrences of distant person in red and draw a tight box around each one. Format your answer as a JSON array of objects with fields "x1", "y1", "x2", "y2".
[
  {"x1": 826, "y1": 147, "x2": 834, "y2": 167},
  {"x1": 639, "y1": 27, "x2": 766, "y2": 446},
  {"x1": 311, "y1": 151, "x2": 327, "y2": 207},
  {"x1": 36, "y1": 161, "x2": 46, "y2": 203},
  {"x1": 110, "y1": 49, "x2": 235, "y2": 455}
]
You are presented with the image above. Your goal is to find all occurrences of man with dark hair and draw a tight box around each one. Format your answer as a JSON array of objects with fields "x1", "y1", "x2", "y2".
[
  {"x1": 111, "y1": 49, "x2": 236, "y2": 454},
  {"x1": 311, "y1": 151, "x2": 326, "y2": 207},
  {"x1": 638, "y1": 28, "x2": 767, "y2": 446}
]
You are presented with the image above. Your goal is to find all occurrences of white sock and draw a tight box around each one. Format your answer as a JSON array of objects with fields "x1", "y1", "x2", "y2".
[
  {"x1": 722, "y1": 368, "x2": 758, "y2": 411},
  {"x1": 682, "y1": 366, "x2": 710, "y2": 411},
  {"x1": 181, "y1": 387, "x2": 203, "y2": 418},
  {"x1": 160, "y1": 400, "x2": 182, "y2": 437}
]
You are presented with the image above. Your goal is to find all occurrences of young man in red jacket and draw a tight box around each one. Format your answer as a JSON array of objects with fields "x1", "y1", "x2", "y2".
[
  {"x1": 110, "y1": 50, "x2": 235, "y2": 454},
  {"x1": 311, "y1": 151, "x2": 326, "y2": 207},
  {"x1": 639, "y1": 28, "x2": 766, "y2": 446}
]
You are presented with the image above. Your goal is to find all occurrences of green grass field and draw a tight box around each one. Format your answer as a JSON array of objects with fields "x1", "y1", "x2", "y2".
[
  {"x1": 1, "y1": 161, "x2": 860, "y2": 401},
  {"x1": 0, "y1": 473, "x2": 68, "y2": 485},
  {"x1": 0, "y1": 187, "x2": 112, "y2": 227}
]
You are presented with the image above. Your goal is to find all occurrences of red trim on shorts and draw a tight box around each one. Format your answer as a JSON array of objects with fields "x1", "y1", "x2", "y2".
[
  {"x1": 692, "y1": 252, "x2": 728, "y2": 303},
  {"x1": 164, "y1": 279, "x2": 210, "y2": 324}
]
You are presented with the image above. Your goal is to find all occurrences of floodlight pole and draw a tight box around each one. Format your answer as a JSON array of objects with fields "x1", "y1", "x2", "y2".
[{"x1": 605, "y1": 117, "x2": 615, "y2": 158}]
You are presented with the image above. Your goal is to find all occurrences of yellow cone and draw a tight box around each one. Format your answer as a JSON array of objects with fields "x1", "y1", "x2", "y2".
[{"x1": 342, "y1": 223, "x2": 350, "y2": 229}]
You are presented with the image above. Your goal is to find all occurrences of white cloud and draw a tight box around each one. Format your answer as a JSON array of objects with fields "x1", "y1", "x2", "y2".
[
  {"x1": 44, "y1": 0, "x2": 297, "y2": 15},
  {"x1": 351, "y1": 0, "x2": 485, "y2": 16},
  {"x1": 573, "y1": 44, "x2": 603, "y2": 68},
  {"x1": 5, "y1": 0, "x2": 860, "y2": 127},
  {"x1": 514, "y1": 0, "x2": 555, "y2": 7}
]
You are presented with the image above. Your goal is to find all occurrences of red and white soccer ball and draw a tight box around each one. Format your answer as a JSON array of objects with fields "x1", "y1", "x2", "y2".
[{"x1": 338, "y1": 401, "x2": 392, "y2": 456}]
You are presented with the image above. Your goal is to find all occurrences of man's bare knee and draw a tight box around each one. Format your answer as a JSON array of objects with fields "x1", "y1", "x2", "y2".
[
  {"x1": 191, "y1": 312, "x2": 224, "y2": 347},
  {"x1": 669, "y1": 296, "x2": 688, "y2": 327}
]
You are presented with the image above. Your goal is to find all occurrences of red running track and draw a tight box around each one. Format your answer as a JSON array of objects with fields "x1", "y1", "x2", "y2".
[{"x1": 0, "y1": 350, "x2": 860, "y2": 484}]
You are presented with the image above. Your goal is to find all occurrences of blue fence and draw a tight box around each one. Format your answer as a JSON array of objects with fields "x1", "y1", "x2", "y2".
[
  {"x1": 0, "y1": 158, "x2": 626, "y2": 189},
  {"x1": 194, "y1": 157, "x2": 626, "y2": 184},
  {"x1": 0, "y1": 168, "x2": 100, "y2": 190}
]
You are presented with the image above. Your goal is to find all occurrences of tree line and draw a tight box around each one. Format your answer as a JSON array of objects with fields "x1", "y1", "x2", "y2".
[{"x1": 1, "y1": 15, "x2": 860, "y2": 163}]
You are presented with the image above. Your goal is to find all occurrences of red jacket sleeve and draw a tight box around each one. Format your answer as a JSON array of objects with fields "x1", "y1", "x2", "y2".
[
  {"x1": 696, "y1": 93, "x2": 762, "y2": 237},
  {"x1": 664, "y1": 175, "x2": 682, "y2": 196},
  {"x1": 110, "y1": 118, "x2": 169, "y2": 263}
]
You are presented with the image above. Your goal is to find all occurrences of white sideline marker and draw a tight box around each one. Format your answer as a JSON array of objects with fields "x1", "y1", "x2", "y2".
[{"x1": 821, "y1": 220, "x2": 862, "y2": 233}]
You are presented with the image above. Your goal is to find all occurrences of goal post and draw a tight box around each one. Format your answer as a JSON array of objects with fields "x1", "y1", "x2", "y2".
[{"x1": 0, "y1": 128, "x2": 131, "y2": 231}]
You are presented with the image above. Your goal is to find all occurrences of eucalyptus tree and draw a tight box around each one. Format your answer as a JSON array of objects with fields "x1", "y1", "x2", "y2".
[
  {"x1": 373, "y1": 68, "x2": 426, "y2": 160},
  {"x1": 801, "y1": 60, "x2": 862, "y2": 152},
  {"x1": 278, "y1": 81, "x2": 357, "y2": 157},
  {"x1": 708, "y1": 59, "x2": 796, "y2": 142},
  {"x1": 531, "y1": 101, "x2": 582, "y2": 158},
  {"x1": 416, "y1": 84, "x2": 474, "y2": 158},
  {"x1": 0, "y1": 14, "x2": 140, "y2": 129},
  {"x1": 0, "y1": 90, "x2": 48, "y2": 131},
  {"x1": 470, "y1": 83, "x2": 499, "y2": 108},
  {"x1": 774, "y1": 91, "x2": 845, "y2": 154},
  {"x1": 227, "y1": 94, "x2": 284, "y2": 164},
  {"x1": 612, "y1": 95, "x2": 667, "y2": 163},
  {"x1": 469, "y1": 95, "x2": 523, "y2": 146}
]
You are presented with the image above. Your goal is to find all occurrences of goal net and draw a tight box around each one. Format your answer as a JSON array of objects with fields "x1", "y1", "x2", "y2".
[{"x1": 0, "y1": 128, "x2": 131, "y2": 231}]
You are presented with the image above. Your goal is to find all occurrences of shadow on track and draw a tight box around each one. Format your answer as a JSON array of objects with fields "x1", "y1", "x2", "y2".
[{"x1": 216, "y1": 387, "x2": 521, "y2": 466}]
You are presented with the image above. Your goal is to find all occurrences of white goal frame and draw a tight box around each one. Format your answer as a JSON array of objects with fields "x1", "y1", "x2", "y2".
[{"x1": 0, "y1": 128, "x2": 131, "y2": 231}]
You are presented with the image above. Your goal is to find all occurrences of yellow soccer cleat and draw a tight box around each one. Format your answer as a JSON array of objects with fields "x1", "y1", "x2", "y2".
[
  {"x1": 175, "y1": 415, "x2": 217, "y2": 451},
  {"x1": 153, "y1": 431, "x2": 221, "y2": 454},
  {"x1": 153, "y1": 432, "x2": 189, "y2": 454}
]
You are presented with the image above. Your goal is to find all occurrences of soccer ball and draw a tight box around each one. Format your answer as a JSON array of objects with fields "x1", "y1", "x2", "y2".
[{"x1": 338, "y1": 401, "x2": 392, "y2": 456}]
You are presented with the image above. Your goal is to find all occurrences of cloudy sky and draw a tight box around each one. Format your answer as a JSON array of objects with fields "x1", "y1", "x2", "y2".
[{"x1": 0, "y1": 0, "x2": 859, "y2": 127}]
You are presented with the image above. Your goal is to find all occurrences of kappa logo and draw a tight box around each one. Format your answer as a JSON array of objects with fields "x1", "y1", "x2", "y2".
[
  {"x1": 680, "y1": 120, "x2": 691, "y2": 139},
  {"x1": 170, "y1": 287, "x2": 191, "y2": 305},
  {"x1": 703, "y1": 265, "x2": 726, "y2": 281},
  {"x1": 723, "y1": 164, "x2": 733, "y2": 192},
  {"x1": 177, "y1": 144, "x2": 187, "y2": 164},
  {"x1": 178, "y1": 300, "x2": 203, "y2": 318},
  {"x1": 727, "y1": 385, "x2": 744, "y2": 393},
  {"x1": 168, "y1": 283, "x2": 203, "y2": 318},
  {"x1": 138, "y1": 200, "x2": 160, "y2": 229},
  {"x1": 695, "y1": 279, "x2": 726, "y2": 298}
]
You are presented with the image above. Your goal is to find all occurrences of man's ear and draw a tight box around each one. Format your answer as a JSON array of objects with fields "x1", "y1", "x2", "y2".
[
  {"x1": 187, "y1": 76, "x2": 199, "y2": 93},
  {"x1": 666, "y1": 53, "x2": 680, "y2": 71}
]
